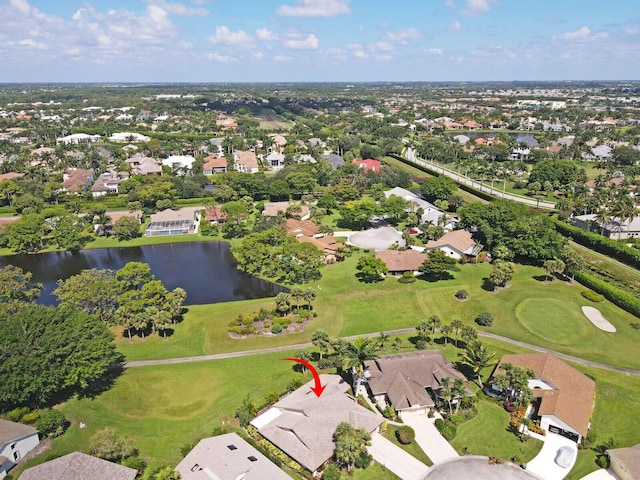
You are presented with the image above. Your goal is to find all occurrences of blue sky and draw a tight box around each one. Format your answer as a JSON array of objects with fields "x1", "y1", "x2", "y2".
[{"x1": 1, "y1": 0, "x2": 639, "y2": 82}]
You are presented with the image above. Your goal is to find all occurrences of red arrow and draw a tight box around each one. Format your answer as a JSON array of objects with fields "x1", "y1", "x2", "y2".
[{"x1": 283, "y1": 358, "x2": 326, "y2": 397}]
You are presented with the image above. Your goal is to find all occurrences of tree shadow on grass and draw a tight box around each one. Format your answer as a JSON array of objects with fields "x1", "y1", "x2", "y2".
[
  {"x1": 532, "y1": 275, "x2": 548, "y2": 282},
  {"x1": 417, "y1": 273, "x2": 455, "y2": 283},
  {"x1": 481, "y1": 277, "x2": 494, "y2": 292}
]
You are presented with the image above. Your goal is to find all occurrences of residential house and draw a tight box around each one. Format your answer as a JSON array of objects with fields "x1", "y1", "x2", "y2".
[
  {"x1": 0, "y1": 419, "x2": 39, "y2": 478},
  {"x1": 19, "y1": 452, "x2": 137, "y2": 480},
  {"x1": 202, "y1": 154, "x2": 228, "y2": 175},
  {"x1": 109, "y1": 132, "x2": 151, "y2": 143},
  {"x1": 270, "y1": 134, "x2": 288, "y2": 150},
  {"x1": 263, "y1": 202, "x2": 310, "y2": 220},
  {"x1": 234, "y1": 151, "x2": 260, "y2": 174},
  {"x1": 56, "y1": 133, "x2": 101, "y2": 145},
  {"x1": 375, "y1": 249, "x2": 427, "y2": 276},
  {"x1": 383, "y1": 187, "x2": 453, "y2": 228},
  {"x1": 61, "y1": 168, "x2": 93, "y2": 194},
  {"x1": 321, "y1": 154, "x2": 345, "y2": 168},
  {"x1": 607, "y1": 443, "x2": 640, "y2": 480},
  {"x1": 204, "y1": 205, "x2": 226, "y2": 225},
  {"x1": 488, "y1": 353, "x2": 596, "y2": 443},
  {"x1": 363, "y1": 351, "x2": 471, "y2": 416},
  {"x1": 91, "y1": 170, "x2": 129, "y2": 197},
  {"x1": 425, "y1": 229, "x2": 483, "y2": 261},
  {"x1": 266, "y1": 151, "x2": 286, "y2": 170},
  {"x1": 571, "y1": 213, "x2": 640, "y2": 239},
  {"x1": 125, "y1": 153, "x2": 162, "y2": 176},
  {"x1": 297, "y1": 235, "x2": 344, "y2": 263},
  {"x1": 251, "y1": 374, "x2": 382, "y2": 473},
  {"x1": 93, "y1": 210, "x2": 142, "y2": 236},
  {"x1": 176, "y1": 432, "x2": 292, "y2": 480},
  {"x1": 352, "y1": 159, "x2": 381, "y2": 174},
  {"x1": 145, "y1": 208, "x2": 200, "y2": 236},
  {"x1": 162, "y1": 155, "x2": 196, "y2": 172},
  {"x1": 0, "y1": 172, "x2": 24, "y2": 181},
  {"x1": 285, "y1": 218, "x2": 320, "y2": 238}
]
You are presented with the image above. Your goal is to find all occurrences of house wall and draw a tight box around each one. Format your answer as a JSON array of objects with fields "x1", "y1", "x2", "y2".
[
  {"x1": 434, "y1": 246, "x2": 462, "y2": 260},
  {"x1": 609, "y1": 456, "x2": 634, "y2": 480},
  {"x1": 541, "y1": 415, "x2": 582, "y2": 443},
  {"x1": 398, "y1": 406, "x2": 429, "y2": 416},
  {"x1": 0, "y1": 433, "x2": 40, "y2": 475}
]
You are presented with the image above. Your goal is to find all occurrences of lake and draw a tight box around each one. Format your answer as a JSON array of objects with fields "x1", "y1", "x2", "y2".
[{"x1": 0, "y1": 242, "x2": 286, "y2": 306}]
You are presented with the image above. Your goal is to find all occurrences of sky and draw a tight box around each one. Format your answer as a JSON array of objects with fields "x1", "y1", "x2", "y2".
[{"x1": 1, "y1": 0, "x2": 639, "y2": 83}]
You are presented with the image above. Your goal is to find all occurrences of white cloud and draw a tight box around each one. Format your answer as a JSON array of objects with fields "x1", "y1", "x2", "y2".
[
  {"x1": 427, "y1": 48, "x2": 443, "y2": 55},
  {"x1": 144, "y1": 0, "x2": 209, "y2": 16},
  {"x1": 444, "y1": 0, "x2": 456, "y2": 7},
  {"x1": 462, "y1": 0, "x2": 491, "y2": 16},
  {"x1": 352, "y1": 50, "x2": 367, "y2": 58},
  {"x1": 256, "y1": 28, "x2": 277, "y2": 41},
  {"x1": 251, "y1": 51, "x2": 264, "y2": 60},
  {"x1": 375, "y1": 41, "x2": 394, "y2": 52},
  {"x1": 385, "y1": 27, "x2": 422, "y2": 42},
  {"x1": 208, "y1": 26, "x2": 255, "y2": 50},
  {"x1": 277, "y1": 0, "x2": 350, "y2": 17},
  {"x1": 12, "y1": 38, "x2": 48, "y2": 50},
  {"x1": 274, "y1": 54, "x2": 292, "y2": 62},
  {"x1": 448, "y1": 20, "x2": 464, "y2": 32},
  {"x1": 205, "y1": 52, "x2": 235, "y2": 62},
  {"x1": 284, "y1": 34, "x2": 319, "y2": 50},
  {"x1": 625, "y1": 28, "x2": 639, "y2": 35},
  {"x1": 374, "y1": 54, "x2": 393, "y2": 61},
  {"x1": 554, "y1": 26, "x2": 609, "y2": 42}
]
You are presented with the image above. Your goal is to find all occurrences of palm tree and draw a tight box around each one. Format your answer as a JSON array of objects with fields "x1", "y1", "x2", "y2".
[
  {"x1": 453, "y1": 378, "x2": 467, "y2": 414},
  {"x1": 415, "y1": 320, "x2": 430, "y2": 342},
  {"x1": 344, "y1": 337, "x2": 379, "y2": 394},
  {"x1": 275, "y1": 292, "x2": 291, "y2": 315},
  {"x1": 594, "y1": 207, "x2": 612, "y2": 236},
  {"x1": 311, "y1": 329, "x2": 331, "y2": 360},
  {"x1": 440, "y1": 324, "x2": 452, "y2": 347},
  {"x1": 153, "y1": 466, "x2": 180, "y2": 480},
  {"x1": 459, "y1": 340, "x2": 496, "y2": 388},
  {"x1": 290, "y1": 286, "x2": 304, "y2": 314},
  {"x1": 440, "y1": 377, "x2": 454, "y2": 414},
  {"x1": 426, "y1": 314, "x2": 441, "y2": 344},
  {"x1": 450, "y1": 318, "x2": 464, "y2": 347},
  {"x1": 461, "y1": 325, "x2": 477, "y2": 345},
  {"x1": 302, "y1": 287, "x2": 316, "y2": 310},
  {"x1": 378, "y1": 331, "x2": 390, "y2": 351}
]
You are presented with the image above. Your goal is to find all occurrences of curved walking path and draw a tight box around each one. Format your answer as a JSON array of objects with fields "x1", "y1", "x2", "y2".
[
  {"x1": 403, "y1": 147, "x2": 556, "y2": 210},
  {"x1": 122, "y1": 329, "x2": 640, "y2": 376}
]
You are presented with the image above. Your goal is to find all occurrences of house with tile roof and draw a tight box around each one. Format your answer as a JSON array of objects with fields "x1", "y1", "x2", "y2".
[
  {"x1": 608, "y1": 443, "x2": 640, "y2": 480},
  {"x1": 234, "y1": 151, "x2": 260, "y2": 174},
  {"x1": 0, "y1": 419, "x2": 39, "y2": 478},
  {"x1": 251, "y1": 375, "x2": 382, "y2": 473},
  {"x1": 363, "y1": 351, "x2": 472, "y2": 416},
  {"x1": 352, "y1": 158, "x2": 381, "y2": 174},
  {"x1": 375, "y1": 249, "x2": 427, "y2": 276},
  {"x1": 61, "y1": 168, "x2": 94, "y2": 194},
  {"x1": 425, "y1": 229, "x2": 482, "y2": 261},
  {"x1": 125, "y1": 153, "x2": 162, "y2": 176},
  {"x1": 489, "y1": 353, "x2": 596, "y2": 442},
  {"x1": 176, "y1": 432, "x2": 292, "y2": 480},
  {"x1": 19, "y1": 452, "x2": 137, "y2": 480},
  {"x1": 202, "y1": 154, "x2": 228, "y2": 175}
]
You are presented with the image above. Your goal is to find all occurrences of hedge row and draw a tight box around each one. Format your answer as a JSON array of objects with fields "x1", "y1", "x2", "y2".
[
  {"x1": 552, "y1": 219, "x2": 640, "y2": 269},
  {"x1": 575, "y1": 270, "x2": 640, "y2": 318}
]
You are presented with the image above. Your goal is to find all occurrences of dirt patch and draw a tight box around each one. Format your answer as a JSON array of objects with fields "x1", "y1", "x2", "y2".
[{"x1": 581, "y1": 306, "x2": 616, "y2": 332}]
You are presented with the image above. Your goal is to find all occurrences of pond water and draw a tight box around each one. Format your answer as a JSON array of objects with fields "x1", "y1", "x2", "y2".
[{"x1": 0, "y1": 242, "x2": 286, "y2": 306}]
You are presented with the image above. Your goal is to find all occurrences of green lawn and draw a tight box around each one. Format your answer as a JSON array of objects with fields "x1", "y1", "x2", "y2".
[
  {"x1": 382, "y1": 425, "x2": 433, "y2": 466},
  {"x1": 117, "y1": 254, "x2": 640, "y2": 371},
  {"x1": 451, "y1": 399, "x2": 543, "y2": 463}
]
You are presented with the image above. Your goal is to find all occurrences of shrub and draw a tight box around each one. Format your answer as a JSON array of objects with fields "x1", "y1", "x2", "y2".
[
  {"x1": 271, "y1": 323, "x2": 283, "y2": 334},
  {"x1": 35, "y1": 409, "x2": 69, "y2": 438},
  {"x1": 180, "y1": 440, "x2": 199, "y2": 457},
  {"x1": 503, "y1": 401, "x2": 517, "y2": 413},
  {"x1": 415, "y1": 339, "x2": 427, "y2": 350},
  {"x1": 581, "y1": 289, "x2": 605, "y2": 302},
  {"x1": 7, "y1": 407, "x2": 31, "y2": 422},
  {"x1": 395, "y1": 426, "x2": 415, "y2": 444},
  {"x1": 242, "y1": 315, "x2": 254, "y2": 326},
  {"x1": 596, "y1": 455, "x2": 610, "y2": 469},
  {"x1": 435, "y1": 418, "x2": 457, "y2": 440},
  {"x1": 272, "y1": 317, "x2": 291, "y2": 327},
  {"x1": 322, "y1": 464, "x2": 341, "y2": 480},
  {"x1": 575, "y1": 271, "x2": 640, "y2": 317},
  {"x1": 21, "y1": 411, "x2": 40, "y2": 424},
  {"x1": 428, "y1": 408, "x2": 435, "y2": 418},
  {"x1": 296, "y1": 317, "x2": 304, "y2": 324},
  {"x1": 455, "y1": 289, "x2": 468, "y2": 300},
  {"x1": 449, "y1": 412, "x2": 466, "y2": 426},
  {"x1": 475, "y1": 312, "x2": 494, "y2": 327},
  {"x1": 120, "y1": 455, "x2": 147, "y2": 475},
  {"x1": 263, "y1": 321, "x2": 271, "y2": 328},
  {"x1": 355, "y1": 453, "x2": 372, "y2": 469},
  {"x1": 298, "y1": 308, "x2": 310, "y2": 319},
  {"x1": 398, "y1": 271, "x2": 417, "y2": 284}
]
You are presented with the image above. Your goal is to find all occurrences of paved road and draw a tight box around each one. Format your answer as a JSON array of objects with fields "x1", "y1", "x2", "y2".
[
  {"x1": 404, "y1": 147, "x2": 556, "y2": 210},
  {"x1": 122, "y1": 328, "x2": 640, "y2": 376}
]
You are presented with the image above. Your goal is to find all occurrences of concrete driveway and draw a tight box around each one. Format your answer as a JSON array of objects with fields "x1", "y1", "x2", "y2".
[
  {"x1": 400, "y1": 413, "x2": 459, "y2": 465},
  {"x1": 524, "y1": 432, "x2": 577, "y2": 480},
  {"x1": 368, "y1": 432, "x2": 430, "y2": 480},
  {"x1": 579, "y1": 469, "x2": 618, "y2": 480}
]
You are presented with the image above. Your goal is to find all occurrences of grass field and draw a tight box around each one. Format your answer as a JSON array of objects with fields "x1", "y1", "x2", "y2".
[
  {"x1": 117, "y1": 253, "x2": 640, "y2": 371},
  {"x1": 254, "y1": 109, "x2": 294, "y2": 131}
]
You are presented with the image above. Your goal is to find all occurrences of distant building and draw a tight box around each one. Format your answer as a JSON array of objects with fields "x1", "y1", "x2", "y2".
[
  {"x1": 125, "y1": 153, "x2": 162, "y2": 176},
  {"x1": 145, "y1": 208, "x2": 200, "y2": 236},
  {"x1": 56, "y1": 133, "x2": 101, "y2": 145},
  {"x1": 162, "y1": 155, "x2": 196, "y2": 172},
  {"x1": 109, "y1": 132, "x2": 151, "y2": 143},
  {"x1": 375, "y1": 249, "x2": 427, "y2": 276},
  {"x1": 352, "y1": 158, "x2": 381, "y2": 174},
  {"x1": 61, "y1": 168, "x2": 94, "y2": 194}
]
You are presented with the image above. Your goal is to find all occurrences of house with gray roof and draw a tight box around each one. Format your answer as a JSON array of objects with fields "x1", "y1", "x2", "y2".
[
  {"x1": 251, "y1": 375, "x2": 382, "y2": 473},
  {"x1": 19, "y1": 452, "x2": 136, "y2": 480},
  {"x1": 176, "y1": 432, "x2": 292, "y2": 480},
  {"x1": 321, "y1": 154, "x2": 345, "y2": 168},
  {"x1": 363, "y1": 351, "x2": 472, "y2": 415},
  {"x1": 0, "y1": 419, "x2": 39, "y2": 478}
]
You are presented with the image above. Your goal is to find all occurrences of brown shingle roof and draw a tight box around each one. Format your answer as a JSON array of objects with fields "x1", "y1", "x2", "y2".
[
  {"x1": 375, "y1": 249, "x2": 427, "y2": 273},
  {"x1": 0, "y1": 419, "x2": 37, "y2": 446},
  {"x1": 286, "y1": 218, "x2": 320, "y2": 237},
  {"x1": 19, "y1": 452, "x2": 137, "y2": 480},
  {"x1": 607, "y1": 443, "x2": 640, "y2": 478},
  {"x1": 496, "y1": 353, "x2": 596, "y2": 437},
  {"x1": 426, "y1": 230, "x2": 479, "y2": 256},
  {"x1": 364, "y1": 351, "x2": 469, "y2": 411},
  {"x1": 297, "y1": 235, "x2": 343, "y2": 254},
  {"x1": 203, "y1": 154, "x2": 227, "y2": 169}
]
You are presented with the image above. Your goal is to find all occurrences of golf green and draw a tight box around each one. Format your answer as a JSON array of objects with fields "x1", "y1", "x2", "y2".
[{"x1": 515, "y1": 298, "x2": 594, "y2": 345}]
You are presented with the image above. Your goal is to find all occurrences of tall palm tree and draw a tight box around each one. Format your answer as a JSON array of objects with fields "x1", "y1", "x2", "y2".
[
  {"x1": 344, "y1": 337, "x2": 379, "y2": 393},
  {"x1": 450, "y1": 318, "x2": 464, "y2": 347},
  {"x1": 311, "y1": 329, "x2": 331, "y2": 360},
  {"x1": 459, "y1": 340, "x2": 496, "y2": 388},
  {"x1": 415, "y1": 320, "x2": 430, "y2": 342},
  {"x1": 440, "y1": 324, "x2": 452, "y2": 347},
  {"x1": 290, "y1": 286, "x2": 304, "y2": 314},
  {"x1": 440, "y1": 377, "x2": 454, "y2": 414},
  {"x1": 426, "y1": 314, "x2": 441, "y2": 344}
]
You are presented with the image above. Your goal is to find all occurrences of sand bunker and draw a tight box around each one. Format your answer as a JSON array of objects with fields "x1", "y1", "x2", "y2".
[{"x1": 582, "y1": 306, "x2": 616, "y2": 332}]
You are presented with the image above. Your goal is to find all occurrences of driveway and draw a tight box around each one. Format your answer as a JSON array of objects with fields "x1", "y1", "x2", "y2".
[
  {"x1": 579, "y1": 469, "x2": 618, "y2": 480},
  {"x1": 368, "y1": 432, "x2": 430, "y2": 480},
  {"x1": 400, "y1": 413, "x2": 459, "y2": 465},
  {"x1": 524, "y1": 432, "x2": 577, "y2": 480}
]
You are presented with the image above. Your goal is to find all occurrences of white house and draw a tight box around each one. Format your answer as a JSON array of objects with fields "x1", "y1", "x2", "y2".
[
  {"x1": 0, "y1": 419, "x2": 39, "y2": 478},
  {"x1": 162, "y1": 155, "x2": 196, "y2": 172},
  {"x1": 109, "y1": 132, "x2": 151, "y2": 143},
  {"x1": 56, "y1": 133, "x2": 101, "y2": 145},
  {"x1": 265, "y1": 151, "x2": 286, "y2": 170},
  {"x1": 425, "y1": 229, "x2": 483, "y2": 261}
]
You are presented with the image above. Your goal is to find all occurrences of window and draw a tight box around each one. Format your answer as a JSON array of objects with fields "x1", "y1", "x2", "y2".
[
  {"x1": 190, "y1": 464, "x2": 200, "y2": 472},
  {"x1": 13, "y1": 451, "x2": 20, "y2": 461},
  {"x1": 10, "y1": 443, "x2": 16, "y2": 450},
  {"x1": 247, "y1": 456, "x2": 258, "y2": 462},
  {"x1": 227, "y1": 444, "x2": 237, "y2": 450}
]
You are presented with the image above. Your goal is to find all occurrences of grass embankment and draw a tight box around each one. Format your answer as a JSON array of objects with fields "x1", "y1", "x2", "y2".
[
  {"x1": 118, "y1": 254, "x2": 640, "y2": 370},
  {"x1": 382, "y1": 425, "x2": 433, "y2": 467}
]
